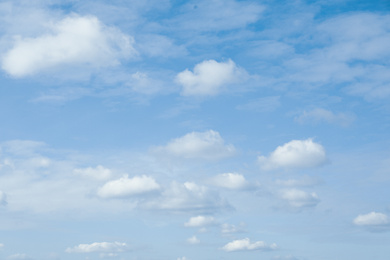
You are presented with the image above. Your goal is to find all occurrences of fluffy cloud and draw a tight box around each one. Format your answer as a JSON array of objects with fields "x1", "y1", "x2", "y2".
[
  {"x1": 1, "y1": 15, "x2": 135, "y2": 77},
  {"x1": 258, "y1": 139, "x2": 327, "y2": 170},
  {"x1": 97, "y1": 175, "x2": 160, "y2": 199},
  {"x1": 222, "y1": 238, "x2": 277, "y2": 252},
  {"x1": 65, "y1": 242, "x2": 128, "y2": 253},
  {"x1": 176, "y1": 59, "x2": 246, "y2": 96},
  {"x1": 278, "y1": 189, "x2": 320, "y2": 209},
  {"x1": 210, "y1": 173, "x2": 248, "y2": 190},
  {"x1": 74, "y1": 165, "x2": 112, "y2": 181},
  {"x1": 185, "y1": 215, "x2": 216, "y2": 227},
  {"x1": 353, "y1": 212, "x2": 389, "y2": 226},
  {"x1": 144, "y1": 182, "x2": 230, "y2": 213},
  {"x1": 295, "y1": 108, "x2": 355, "y2": 127},
  {"x1": 187, "y1": 235, "x2": 200, "y2": 245},
  {"x1": 153, "y1": 130, "x2": 236, "y2": 160},
  {"x1": 0, "y1": 191, "x2": 7, "y2": 206}
]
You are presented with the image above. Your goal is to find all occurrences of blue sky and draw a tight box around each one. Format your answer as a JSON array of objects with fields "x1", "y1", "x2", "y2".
[{"x1": 0, "y1": 0, "x2": 390, "y2": 259}]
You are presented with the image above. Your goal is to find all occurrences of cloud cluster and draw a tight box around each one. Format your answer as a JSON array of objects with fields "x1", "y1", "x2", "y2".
[
  {"x1": 65, "y1": 241, "x2": 128, "y2": 253},
  {"x1": 97, "y1": 175, "x2": 160, "y2": 199},
  {"x1": 176, "y1": 59, "x2": 246, "y2": 96},
  {"x1": 2, "y1": 15, "x2": 135, "y2": 77},
  {"x1": 258, "y1": 139, "x2": 327, "y2": 170},
  {"x1": 153, "y1": 130, "x2": 236, "y2": 160},
  {"x1": 222, "y1": 238, "x2": 277, "y2": 252}
]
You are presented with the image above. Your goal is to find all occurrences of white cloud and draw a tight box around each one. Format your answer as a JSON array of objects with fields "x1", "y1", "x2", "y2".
[
  {"x1": 1, "y1": 14, "x2": 136, "y2": 77},
  {"x1": 278, "y1": 189, "x2": 320, "y2": 209},
  {"x1": 275, "y1": 176, "x2": 322, "y2": 187},
  {"x1": 295, "y1": 108, "x2": 355, "y2": 127},
  {"x1": 65, "y1": 242, "x2": 128, "y2": 253},
  {"x1": 144, "y1": 182, "x2": 230, "y2": 213},
  {"x1": 185, "y1": 215, "x2": 216, "y2": 227},
  {"x1": 222, "y1": 238, "x2": 277, "y2": 252},
  {"x1": 153, "y1": 130, "x2": 236, "y2": 160},
  {"x1": 0, "y1": 191, "x2": 7, "y2": 206},
  {"x1": 187, "y1": 235, "x2": 200, "y2": 245},
  {"x1": 353, "y1": 212, "x2": 389, "y2": 226},
  {"x1": 258, "y1": 139, "x2": 327, "y2": 170},
  {"x1": 74, "y1": 165, "x2": 112, "y2": 181},
  {"x1": 177, "y1": 257, "x2": 189, "y2": 260},
  {"x1": 210, "y1": 173, "x2": 248, "y2": 190},
  {"x1": 0, "y1": 243, "x2": 4, "y2": 249},
  {"x1": 97, "y1": 175, "x2": 160, "y2": 199},
  {"x1": 176, "y1": 59, "x2": 246, "y2": 96}
]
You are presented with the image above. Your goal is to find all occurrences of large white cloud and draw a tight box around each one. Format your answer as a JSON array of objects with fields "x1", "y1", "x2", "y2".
[
  {"x1": 175, "y1": 59, "x2": 246, "y2": 96},
  {"x1": 97, "y1": 175, "x2": 160, "y2": 199},
  {"x1": 1, "y1": 15, "x2": 135, "y2": 77},
  {"x1": 353, "y1": 212, "x2": 389, "y2": 226},
  {"x1": 153, "y1": 130, "x2": 236, "y2": 160},
  {"x1": 65, "y1": 241, "x2": 128, "y2": 253},
  {"x1": 222, "y1": 238, "x2": 277, "y2": 252},
  {"x1": 210, "y1": 173, "x2": 248, "y2": 190},
  {"x1": 184, "y1": 215, "x2": 216, "y2": 227},
  {"x1": 258, "y1": 139, "x2": 327, "y2": 170}
]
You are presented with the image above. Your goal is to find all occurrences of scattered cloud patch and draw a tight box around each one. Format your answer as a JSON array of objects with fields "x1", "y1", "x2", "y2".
[
  {"x1": 153, "y1": 130, "x2": 236, "y2": 161},
  {"x1": 187, "y1": 235, "x2": 200, "y2": 245},
  {"x1": 176, "y1": 59, "x2": 246, "y2": 96},
  {"x1": 1, "y1": 15, "x2": 136, "y2": 77},
  {"x1": 275, "y1": 176, "x2": 322, "y2": 187},
  {"x1": 236, "y1": 96, "x2": 280, "y2": 113},
  {"x1": 74, "y1": 165, "x2": 112, "y2": 181},
  {"x1": 353, "y1": 212, "x2": 389, "y2": 226},
  {"x1": 222, "y1": 238, "x2": 277, "y2": 252},
  {"x1": 7, "y1": 254, "x2": 32, "y2": 260},
  {"x1": 97, "y1": 175, "x2": 160, "y2": 199},
  {"x1": 210, "y1": 173, "x2": 248, "y2": 190},
  {"x1": 185, "y1": 215, "x2": 216, "y2": 227},
  {"x1": 278, "y1": 189, "x2": 320, "y2": 209},
  {"x1": 145, "y1": 182, "x2": 230, "y2": 214},
  {"x1": 65, "y1": 242, "x2": 128, "y2": 253},
  {"x1": 221, "y1": 223, "x2": 246, "y2": 234},
  {"x1": 258, "y1": 139, "x2": 327, "y2": 170},
  {"x1": 0, "y1": 191, "x2": 7, "y2": 206},
  {"x1": 295, "y1": 108, "x2": 355, "y2": 127},
  {"x1": 177, "y1": 257, "x2": 189, "y2": 260}
]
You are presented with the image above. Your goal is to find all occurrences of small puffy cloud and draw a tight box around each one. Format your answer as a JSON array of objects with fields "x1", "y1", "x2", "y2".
[
  {"x1": 65, "y1": 242, "x2": 128, "y2": 253},
  {"x1": 258, "y1": 139, "x2": 327, "y2": 170},
  {"x1": 145, "y1": 182, "x2": 230, "y2": 214},
  {"x1": 210, "y1": 173, "x2": 248, "y2": 190},
  {"x1": 74, "y1": 165, "x2": 112, "y2": 181},
  {"x1": 2, "y1": 15, "x2": 135, "y2": 77},
  {"x1": 176, "y1": 59, "x2": 246, "y2": 96},
  {"x1": 0, "y1": 243, "x2": 4, "y2": 249},
  {"x1": 153, "y1": 130, "x2": 236, "y2": 161},
  {"x1": 0, "y1": 191, "x2": 7, "y2": 206},
  {"x1": 185, "y1": 215, "x2": 216, "y2": 227},
  {"x1": 353, "y1": 212, "x2": 389, "y2": 226},
  {"x1": 177, "y1": 257, "x2": 189, "y2": 260},
  {"x1": 97, "y1": 175, "x2": 160, "y2": 199},
  {"x1": 187, "y1": 236, "x2": 200, "y2": 245},
  {"x1": 278, "y1": 189, "x2": 320, "y2": 209},
  {"x1": 222, "y1": 238, "x2": 277, "y2": 252},
  {"x1": 295, "y1": 108, "x2": 355, "y2": 127}
]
